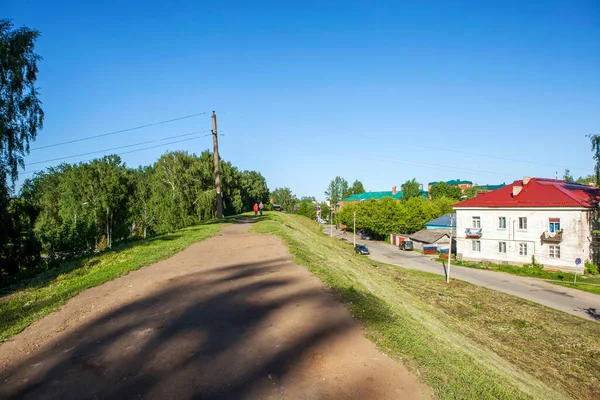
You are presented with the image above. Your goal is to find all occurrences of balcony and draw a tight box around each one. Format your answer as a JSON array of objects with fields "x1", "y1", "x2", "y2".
[
  {"x1": 541, "y1": 229, "x2": 563, "y2": 244},
  {"x1": 465, "y1": 228, "x2": 482, "y2": 238}
]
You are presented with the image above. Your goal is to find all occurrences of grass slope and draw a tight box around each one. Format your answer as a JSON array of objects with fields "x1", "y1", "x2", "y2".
[
  {"x1": 253, "y1": 213, "x2": 600, "y2": 400},
  {"x1": 0, "y1": 221, "x2": 226, "y2": 343}
]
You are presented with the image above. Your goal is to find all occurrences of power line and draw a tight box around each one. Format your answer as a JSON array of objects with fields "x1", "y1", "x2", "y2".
[
  {"x1": 325, "y1": 149, "x2": 516, "y2": 180},
  {"x1": 30, "y1": 111, "x2": 209, "y2": 151},
  {"x1": 26, "y1": 130, "x2": 211, "y2": 166},
  {"x1": 21, "y1": 135, "x2": 211, "y2": 177},
  {"x1": 218, "y1": 110, "x2": 593, "y2": 173}
]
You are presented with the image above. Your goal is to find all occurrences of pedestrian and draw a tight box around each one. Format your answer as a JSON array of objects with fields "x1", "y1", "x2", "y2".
[
  {"x1": 253, "y1": 203, "x2": 259, "y2": 216},
  {"x1": 259, "y1": 201, "x2": 264, "y2": 216}
]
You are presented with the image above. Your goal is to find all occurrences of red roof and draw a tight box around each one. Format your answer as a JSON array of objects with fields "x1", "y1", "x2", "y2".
[{"x1": 454, "y1": 178, "x2": 600, "y2": 208}]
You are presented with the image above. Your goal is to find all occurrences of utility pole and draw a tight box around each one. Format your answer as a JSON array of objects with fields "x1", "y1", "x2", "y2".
[
  {"x1": 353, "y1": 209, "x2": 356, "y2": 247},
  {"x1": 330, "y1": 209, "x2": 333, "y2": 237},
  {"x1": 212, "y1": 111, "x2": 223, "y2": 219},
  {"x1": 446, "y1": 213, "x2": 454, "y2": 283}
]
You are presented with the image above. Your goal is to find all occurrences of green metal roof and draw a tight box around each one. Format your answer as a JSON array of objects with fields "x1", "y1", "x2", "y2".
[
  {"x1": 428, "y1": 179, "x2": 473, "y2": 186},
  {"x1": 343, "y1": 190, "x2": 428, "y2": 201}
]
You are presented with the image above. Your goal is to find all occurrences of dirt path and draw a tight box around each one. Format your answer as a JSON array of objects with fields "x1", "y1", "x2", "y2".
[{"x1": 0, "y1": 220, "x2": 431, "y2": 399}]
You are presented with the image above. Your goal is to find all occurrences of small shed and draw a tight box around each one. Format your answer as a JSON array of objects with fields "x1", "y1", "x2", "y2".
[{"x1": 409, "y1": 228, "x2": 453, "y2": 251}]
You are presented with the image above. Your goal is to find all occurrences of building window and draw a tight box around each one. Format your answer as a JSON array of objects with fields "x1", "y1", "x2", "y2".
[
  {"x1": 549, "y1": 218, "x2": 561, "y2": 233},
  {"x1": 499, "y1": 242, "x2": 506, "y2": 253},
  {"x1": 498, "y1": 217, "x2": 506, "y2": 229},
  {"x1": 518, "y1": 217, "x2": 527, "y2": 230},
  {"x1": 519, "y1": 243, "x2": 528, "y2": 256},
  {"x1": 472, "y1": 216, "x2": 481, "y2": 228},
  {"x1": 549, "y1": 245, "x2": 560, "y2": 258},
  {"x1": 472, "y1": 240, "x2": 481, "y2": 252}
]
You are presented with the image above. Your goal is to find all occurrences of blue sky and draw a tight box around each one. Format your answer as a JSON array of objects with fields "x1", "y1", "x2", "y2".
[{"x1": 5, "y1": 0, "x2": 600, "y2": 199}]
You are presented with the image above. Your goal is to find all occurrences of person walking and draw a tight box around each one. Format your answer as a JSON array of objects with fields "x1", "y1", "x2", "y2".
[
  {"x1": 253, "y1": 203, "x2": 259, "y2": 216},
  {"x1": 259, "y1": 201, "x2": 264, "y2": 216}
]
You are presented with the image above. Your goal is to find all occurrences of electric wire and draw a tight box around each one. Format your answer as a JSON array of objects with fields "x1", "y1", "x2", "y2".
[
  {"x1": 21, "y1": 135, "x2": 211, "y2": 177},
  {"x1": 30, "y1": 111, "x2": 209, "y2": 151},
  {"x1": 26, "y1": 130, "x2": 211, "y2": 166},
  {"x1": 218, "y1": 110, "x2": 593, "y2": 173}
]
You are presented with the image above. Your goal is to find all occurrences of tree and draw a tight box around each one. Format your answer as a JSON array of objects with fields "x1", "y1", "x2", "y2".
[
  {"x1": 563, "y1": 169, "x2": 574, "y2": 183},
  {"x1": 1, "y1": 20, "x2": 44, "y2": 182},
  {"x1": 576, "y1": 174, "x2": 595, "y2": 185},
  {"x1": 344, "y1": 180, "x2": 365, "y2": 198},
  {"x1": 325, "y1": 176, "x2": 348, "y2": 204},
  {"x1": 1, "y1": 20, "x2": 44, "y2": 270},
  {"x1": 589, "y1": 134, "x2": 600, "y2": 187},
  {"x1": 429, "y1": 182, "x2": 463, "y2": 201},
  {"x1": 401, "y1": 179, "x2": 421, "y2": 199},
  {"x1": 463, "y1": 186, "x2": 482, "y2": 199},
  {"x1": 297, "y1": 199, "x2": 316, "y2": 220},
  {"x1": 271, "y1": 187, "x2": 296, "y2": 212}
]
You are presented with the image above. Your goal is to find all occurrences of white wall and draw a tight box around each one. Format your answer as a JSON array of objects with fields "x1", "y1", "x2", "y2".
[{"x1": 454, "y1": 207, "x2": 590, "y2": 272}]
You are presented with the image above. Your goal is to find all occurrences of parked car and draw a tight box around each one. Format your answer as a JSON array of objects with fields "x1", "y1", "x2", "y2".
[
  {"x1": 399, "y1": 240, "x2": 414, "y2": 251},
  {"x1": 317, "y1": 218, "x2": 327, "y2": 224},
  {"x1": 361, "y1": 233, "x2": 372, "y2": 240},
  {"x1": 354, "y1": 244, "x2": 370, "y2": 255},
  {"x1": 273, "y1": 204, "x2": 282, "y2": 211}
]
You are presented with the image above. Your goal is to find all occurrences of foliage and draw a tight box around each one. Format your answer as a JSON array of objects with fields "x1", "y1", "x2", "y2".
[
  {"x1": 3, "y1": 150, "x2": 268, "y2": 278},
  {"x1": 324, "y1": 176, "x2": 348, "y2": 203},
  {"x1": 588, "y1": 134, "x2": 600, "y2": 187},
  {"x1": 337, "y1": 197, "x2": 448, "y2": 237},
  {"x1": 585, "y1": 260, "x2": 599, "y2": 275},
  {"x1": 271, "y1": 187, "x2": 296, "y2": 212},
  {"x1": 0, "y1": 221, "x2": 225, "y2": 342},
  {"x1": 401, "y1": 178, "x2": 421, "y2": 199},
  {"x1": 576, "y1": 174, "x2": 595, "y2": 185},
  {"x1": 297, "y1": 199, "x2": 316, "y2": 220},
  {"x1": 345, "y1": 180, "x2": 365, "y2": 198},
  {"x1": 0, "y1": 20, "x2": 44, "y2": 275},
  {"x1": 463, "y1": 186, "x2": 483, "y2": 199},
  {"x1": 429, "y1": 182, "x2": 463, "y2": 200},
  {"x1": 0, "y1": 20, "x2": 44, "y2": 182},
  {"x1": 563, "y1": 169, "x2": 574, "y2": 183}
]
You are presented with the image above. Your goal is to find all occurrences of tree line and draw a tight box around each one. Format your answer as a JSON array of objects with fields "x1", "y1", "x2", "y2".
[
  {"x1": 337, "y1": 197, "x2": 454, "y2": 238},
  {"x1": 1, "y1": 151, "x2": 269, "y2": 277}
]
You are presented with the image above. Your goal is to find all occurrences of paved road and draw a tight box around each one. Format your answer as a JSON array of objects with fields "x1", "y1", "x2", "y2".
[
  {"x1": 0, "y1": 220, "x2": 430, "y2": 400},
  {"x1": 325, "y1": 225, "x2": 600, "y2": 322}
]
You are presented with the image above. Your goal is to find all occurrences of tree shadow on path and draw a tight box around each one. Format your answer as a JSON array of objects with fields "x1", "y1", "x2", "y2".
[{"x1": 0, "y1": 256, "x2": 388, "y2": 400}]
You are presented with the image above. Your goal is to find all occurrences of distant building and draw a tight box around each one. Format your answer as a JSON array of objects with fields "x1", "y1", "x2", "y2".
[
  {"x1": 341, "y1": 186, "x2": 428, "y2": 206},
  {"x1": 453, "y1": 177, "x2": 600, "y2": 272},
  {"x1": 428, "y1": 179, "x2": 473, "y2": 192}
]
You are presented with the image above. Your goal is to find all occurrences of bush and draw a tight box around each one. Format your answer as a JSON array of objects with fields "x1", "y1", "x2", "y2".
[{"x1": 585, "y1": 260, "x2": 599, "y2": 275}]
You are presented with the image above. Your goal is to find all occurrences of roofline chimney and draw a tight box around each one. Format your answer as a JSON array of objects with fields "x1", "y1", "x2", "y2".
[{"x1": 513, "y1": 186, "x2": 523, "y2": 197}]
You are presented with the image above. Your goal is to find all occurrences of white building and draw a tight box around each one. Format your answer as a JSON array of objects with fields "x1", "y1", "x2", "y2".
[{"x1": 453, "y1": 177, "x2": 599, "y2": 273}]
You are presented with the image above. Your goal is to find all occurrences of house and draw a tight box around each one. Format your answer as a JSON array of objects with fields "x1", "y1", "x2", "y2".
[
  {"x1": 341, "y1": 186, "x2": 428, "y2": 206},
  {"x1": 428, "y1": 179, "x2": 473, "y2": 192},
  {"x1": 425, "y1": 213, "x2": 456, "y2": 230},
  {"x1": 453, "y1": 177, "x2": 600, "y2": 272}
]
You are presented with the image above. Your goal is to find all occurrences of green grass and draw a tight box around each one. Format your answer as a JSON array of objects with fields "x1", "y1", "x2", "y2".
[
  {"x1": 550, "y1": 281, "x2": 600, "y2": 295},
  {"x1": 0, "y1": 221, "x2": 227, "y2": 343},
  {"x1": 253, "y1": 213, "x2": 600, "y2": 400},
  {"x1": 434, "y1": 257, "x2": 600, "y2": 295}
]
